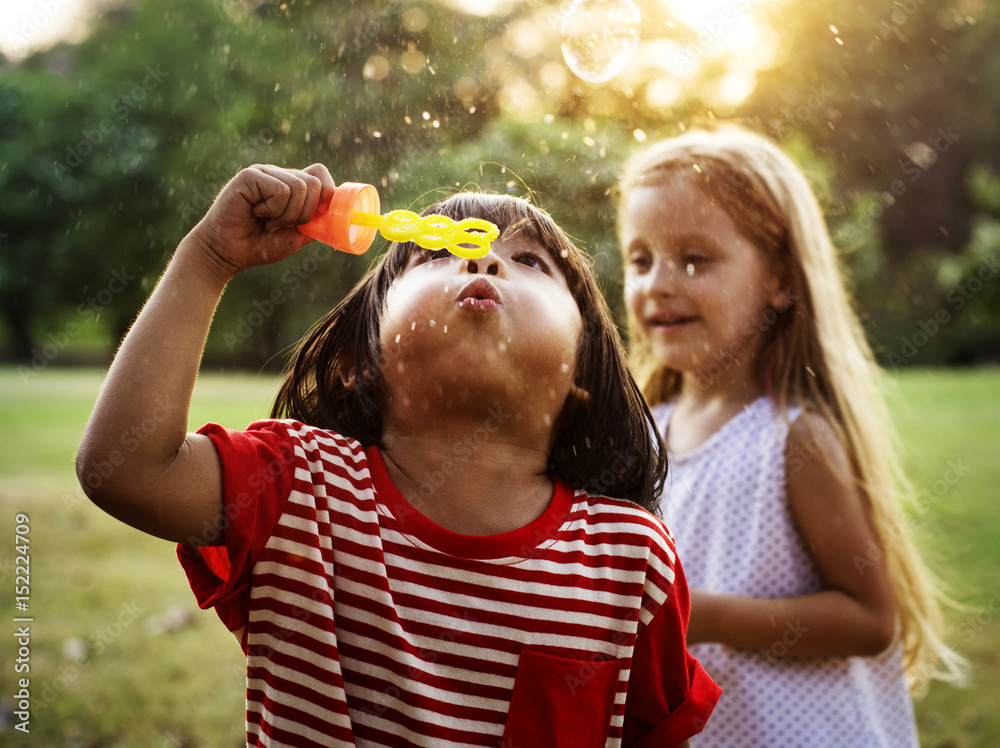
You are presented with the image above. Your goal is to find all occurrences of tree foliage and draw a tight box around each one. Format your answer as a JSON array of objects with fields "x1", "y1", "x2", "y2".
[
  {"x1": 1, "y1": 0, "x2": 997, "y2": 368},
  {"x1": 745, "y1": 0, "x2": 1000, "y2": 364}
]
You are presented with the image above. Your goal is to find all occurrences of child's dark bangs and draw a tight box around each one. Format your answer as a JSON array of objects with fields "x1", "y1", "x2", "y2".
[
  {"x1": 418, "y1": 193, "x2": 583, "y2": 276},
  {"x1": 423, "y1": 193, "x2": 536, "y2": 240}
]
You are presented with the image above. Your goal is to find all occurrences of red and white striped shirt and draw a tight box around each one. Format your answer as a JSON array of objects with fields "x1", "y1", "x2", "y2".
[{"x1": 178, "y1": 420, "x2": 719, "y2": 747}]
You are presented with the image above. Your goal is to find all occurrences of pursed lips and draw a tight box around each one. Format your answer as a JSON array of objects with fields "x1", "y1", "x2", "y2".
[{"x1": 456, "y1": 277, "x2": 503, "y2": 311}]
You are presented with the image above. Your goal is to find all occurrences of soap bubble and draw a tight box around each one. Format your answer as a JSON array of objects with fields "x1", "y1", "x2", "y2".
[{"x1": 560, "y1": 0, "x2": 641, "y2": 83}]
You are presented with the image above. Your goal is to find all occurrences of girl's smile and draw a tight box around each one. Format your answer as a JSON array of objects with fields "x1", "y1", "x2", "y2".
[{"x1": 645, "y1": 310, "x2": 700, "y2": 335}]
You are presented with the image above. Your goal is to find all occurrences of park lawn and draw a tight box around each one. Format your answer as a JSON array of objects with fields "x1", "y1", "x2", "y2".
[{"x1": 0, "y1": 365, "x2": 998, "y2": 746}]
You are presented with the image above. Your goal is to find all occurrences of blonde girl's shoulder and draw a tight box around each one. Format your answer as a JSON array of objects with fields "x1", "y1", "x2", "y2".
[
  {"x1": 784, "y1": 408, "x2": 849, "y2": 479},
  {"x1": 784, "y1": 409, "x2": 897, "y2": 654}
]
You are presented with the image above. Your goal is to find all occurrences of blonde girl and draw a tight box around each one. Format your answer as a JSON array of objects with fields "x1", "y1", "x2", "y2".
[{"x1": 617, "y1": 127, "x2": 962, "y2": 746}]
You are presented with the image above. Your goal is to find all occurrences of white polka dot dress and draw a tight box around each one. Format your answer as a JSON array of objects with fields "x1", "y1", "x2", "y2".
[{"x1": 654, "y1": 397, "x2": 918, "y2": 747}]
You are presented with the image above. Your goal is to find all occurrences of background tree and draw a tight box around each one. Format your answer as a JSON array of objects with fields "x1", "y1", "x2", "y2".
[
  {"x1": 745, "y1": 0, "x2": 1000, "y2": 364},
  {"x1": 1, "y1": 0, "x2": 997, "y2": 369}
]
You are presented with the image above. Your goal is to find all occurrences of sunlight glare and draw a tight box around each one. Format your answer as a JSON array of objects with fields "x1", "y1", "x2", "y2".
[
  {"x1": 0, "y1": 0, "x2": 90, "y2": 60},
  {"x1": 443, "y1": 0, "x2": 518, "y2": 16},
  {"x1": 717, "y1": 70, "x2": 757, "y2": 105},
  {"x1": 664, "y1": 0, "x2": 776, "y2": 74},
  {"x1": 645, "y1": 76, "x2": 684, "y2": 110}
]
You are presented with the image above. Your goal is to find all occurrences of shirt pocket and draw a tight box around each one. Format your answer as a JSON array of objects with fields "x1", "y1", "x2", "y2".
[{"x1": 502, "y1": 648, "x2": 621, "y2": 748}]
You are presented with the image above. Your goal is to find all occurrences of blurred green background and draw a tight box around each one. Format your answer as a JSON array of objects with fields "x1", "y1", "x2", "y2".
[
  {"x1": 2, "y1": 0, "x2": 999, "y2": 370},
  {"x1": 1, "y1": 0, "x2": 998, "y2": 744}
]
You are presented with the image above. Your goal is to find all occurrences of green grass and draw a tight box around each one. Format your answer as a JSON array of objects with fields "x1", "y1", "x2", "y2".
[
  {"x1": 0, "y1": 365, "x2": 998, "y2": 746},
  {"x1": 888, "y1": 369, "x2": 1000, "y2": 744},
  {"x1": 0, "y1": 367, "x2": 278, "y2": 748}
]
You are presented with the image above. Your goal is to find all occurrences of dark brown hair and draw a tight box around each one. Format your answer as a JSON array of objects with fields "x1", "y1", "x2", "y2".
[{"x1": 272, "y1": 193, "x2": 666, "y2": 511}]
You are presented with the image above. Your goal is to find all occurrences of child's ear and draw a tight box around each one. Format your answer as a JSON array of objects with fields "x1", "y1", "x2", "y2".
[
  {"x1": 337, "y1": 346, "x2": 370, "y2": 391},
  {"x1": 771, "y1": 286, "x2": 794, "y2": 312},
  {"x1": 340, "y1": 366, "x2": 357, "y2": 391},
  {"x1": 339, "y1": 356, "x2": 373, "y2": 390},
  {"x1": 569, "y1": 383, "x2": 592, "y2": 403},
  {"x1": 768, "y1": 256, "x2": 795, "y2": 311}
]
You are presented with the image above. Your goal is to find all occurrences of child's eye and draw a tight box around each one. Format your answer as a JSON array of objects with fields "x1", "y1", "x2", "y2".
[
  {"x1": 627, "y1": 251, "x2": 652, "y2": 274},
  {"x1": 428, "y1": 248, "x2": 452, "y2": 260},
  {"x1": 513, "y1": 251, "x2": 549, "y2": 272}
]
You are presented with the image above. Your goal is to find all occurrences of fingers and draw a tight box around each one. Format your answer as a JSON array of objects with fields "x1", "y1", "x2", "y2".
[
  {"x1": 303, "y1": 163, "x2": 337, "y2": 213},
  {"x1": 245, "y1": 164, "x2": 336, "y2": 232}
]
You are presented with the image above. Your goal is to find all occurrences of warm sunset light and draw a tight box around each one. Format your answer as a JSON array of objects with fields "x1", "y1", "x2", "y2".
[{"x1": 0, "y1": 0, "x2": 91, "y2": 60}]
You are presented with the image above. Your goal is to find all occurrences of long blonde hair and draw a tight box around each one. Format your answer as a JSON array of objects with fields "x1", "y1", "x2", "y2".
[{"x1": 617, "y1": 126, "x2": 965, "y2": 687}]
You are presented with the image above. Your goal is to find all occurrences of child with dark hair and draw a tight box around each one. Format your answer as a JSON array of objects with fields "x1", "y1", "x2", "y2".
[{"x1": 78, "y1": 164, "x2": 719, "y2": 747}]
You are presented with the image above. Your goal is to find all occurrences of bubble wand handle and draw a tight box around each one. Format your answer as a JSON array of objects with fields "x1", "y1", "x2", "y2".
[{"x1": 297, "y1": 182, "x2": 498, "y2": 259}]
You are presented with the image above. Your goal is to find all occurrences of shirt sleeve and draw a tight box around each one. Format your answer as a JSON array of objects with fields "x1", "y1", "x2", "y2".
[
  {"x1": 622, "y1": 554, "x2": 721, "y2": 747},
  {"x1": 175, "y1": 420, "x2": 298, "y2": 641}
]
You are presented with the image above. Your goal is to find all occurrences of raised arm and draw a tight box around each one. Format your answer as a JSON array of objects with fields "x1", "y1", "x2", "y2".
[
  {"x1": 686, "y1": 413, "x2": 896, "y2": 659},
  {"x1": 76, "y1": 164, "x2": 335, "y2": 544}
]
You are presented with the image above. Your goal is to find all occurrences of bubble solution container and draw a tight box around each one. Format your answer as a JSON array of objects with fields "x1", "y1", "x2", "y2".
[{"x1": 297, "y1": 182, "x2": 498, "y2": 259}]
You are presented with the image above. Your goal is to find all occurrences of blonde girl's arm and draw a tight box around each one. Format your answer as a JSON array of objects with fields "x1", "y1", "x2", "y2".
[
  {"x1": 76, "y1": 164, "x2": 335, "y2": 544},
  {"x1": 687, "y1": 412, "x2": 897, "y2": 658}
]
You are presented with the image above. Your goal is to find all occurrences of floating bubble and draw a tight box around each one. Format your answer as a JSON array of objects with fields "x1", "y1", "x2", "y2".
[{"x1": 560, "y1": 0, "x2": 641, "y2": 83}]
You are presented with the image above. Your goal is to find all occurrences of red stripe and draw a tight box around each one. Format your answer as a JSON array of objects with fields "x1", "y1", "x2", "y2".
[
  {"x1": 338, "y1": 641, "x2": 514, "y2": 702},
  {"x1": 207, "y1": 421, "x2": 690, "y2": 746},
  {"x1": 383, "y1": 560, "x2": 646, "y2": 606},
  {"x1": 246, "y1": 686, "x2": 353, "y2": 746}
]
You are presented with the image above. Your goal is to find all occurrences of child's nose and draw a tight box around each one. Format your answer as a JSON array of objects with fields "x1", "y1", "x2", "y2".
[
  {"x1": 648, "y1": 258, "x2": 681, "y2": 295},
  {"x1": 463, "y1": 253, "x2": 504, "y2": 277}
]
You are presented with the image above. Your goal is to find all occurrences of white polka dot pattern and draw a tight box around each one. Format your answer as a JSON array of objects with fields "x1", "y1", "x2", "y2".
[{"x1": 654, "y1": 398, "x2": 918, "y2": 747}]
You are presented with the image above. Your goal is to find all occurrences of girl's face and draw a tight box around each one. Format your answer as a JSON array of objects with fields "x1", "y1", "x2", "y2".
[
  {"x1": 378, "y1": 233, "x2": 583, "y2": 421},
  {"x1": 622, "y1": 176, "x2": 783, "y2": 391}
]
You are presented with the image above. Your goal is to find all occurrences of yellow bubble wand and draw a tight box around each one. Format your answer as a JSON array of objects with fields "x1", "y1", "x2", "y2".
[{"x1": 297, "y1": 182, "x2": 498, "y2": 259}]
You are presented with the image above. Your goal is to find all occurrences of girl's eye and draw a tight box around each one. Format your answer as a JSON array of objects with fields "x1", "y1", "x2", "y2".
[
  {"x1": 514, "y1": 252, "x2": 549, "y2": 272},
  {"x1": 428, "y1": 248, "x2": 452, "y2": 260},
  {"x1": 627, "y1": 251, "x2": 652, "y2": 274},
  {"x1": 682, "y1": 253, "x2": 708, "y2": 269}
]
